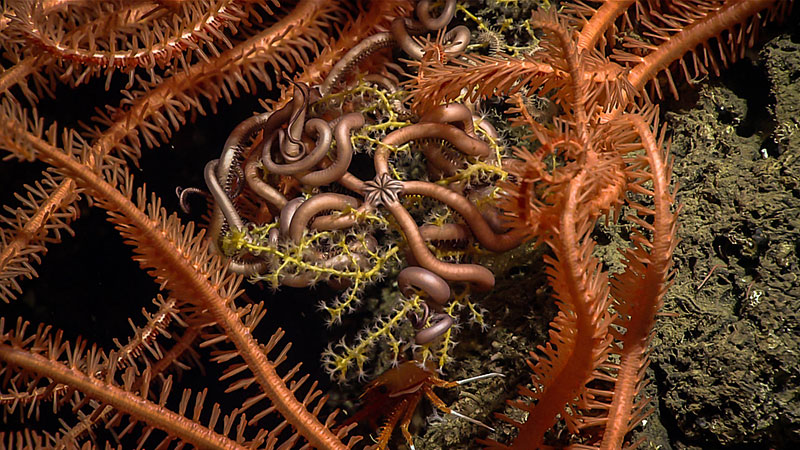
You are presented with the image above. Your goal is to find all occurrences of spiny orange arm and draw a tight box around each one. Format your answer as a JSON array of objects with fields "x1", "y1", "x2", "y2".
[
  {"x1": 600, "y1": 114, "x2": 677, "y2": 450},
  {"x1": 485, "y1": 169, "x2": 613, "y2": 450},
  {"x1": 0, "y1": 175, "x2": 79, "y2": 303},
  {"x1": 0, "y1": 59, "x2": 37, "y2": 94},
  {"x1": 13, "y1": 0, "x2": 254, "y2": 72},
  {"x1": 627, "y1": 0, "x2": 775, "y2": 95},
  {"x1": 91, "y1": 0, "x2": 340, "y2": 162},
  {"x1": 513, "y1": 172, "x2": 612, "y2": 449},
  {"x1": 576, "y1": 0, "x2": 635, "y2": 51},
  {"x1": 0, "y1": 345, "x2": 248, "y2": 450}
]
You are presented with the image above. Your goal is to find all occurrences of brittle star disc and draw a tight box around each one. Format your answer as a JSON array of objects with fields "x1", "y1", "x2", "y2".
[{"x1": 363, "y1": 173, "x2": 404, "y2": 207}]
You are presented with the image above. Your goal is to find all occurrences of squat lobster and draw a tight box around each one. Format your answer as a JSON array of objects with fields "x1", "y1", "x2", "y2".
[{"x1": 342, "y1": 361, "x2": 503, "y2": 449}]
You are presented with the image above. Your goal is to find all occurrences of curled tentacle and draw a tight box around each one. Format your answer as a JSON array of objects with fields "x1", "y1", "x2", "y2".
[
  {"x1": 475, "y1": 115, "x2": 499, "y2": 140},
  {"x1": 414, "y1": 313, "x2": 454, "y2": 345},
  {"x1": 442, "y1": 26, "x2": 470, "y2": 56},
  {"x1": 297, "y1": 113, "x2": 364, "y2": 186},
  {"x1": 244, "y1": 154, "x2": 289, "y2": 210},
  {"x1": 419, "y1": 223, "x2": 471, "y2": 243},
  {"x1": 375, "y1": 122, "x2": 491, "y2": 176},
  {"x1": 391, "y1": 18, "x2": 426, "y2": 60},
  {"x1": 387, "y1": 202, "x2": 495, "y2": 291},
  {"x1": 175, "y1": 186, "x2": 207, "y2": 214},
  {"x1": 421, "y1": 103, "x2": 476, "y2": 136},
  {"x1": 262, "y1": 118, "x2": 332, "y2": 175},
  {"x1": 402, "y1": 181, "x2": 525, "y2": 252},
  {"x1": 227, "y1": 228, "x2": 272, "y2": 277},
  {"x1": 392, "y1": 19, "x2": 470, "y2": 60},
  {"x1": 288, "y1": 193, "x2": 361, "y2": 242},
  {"x1": 208, "y1": 99, "x2": 302, "y2": 243},
  {"x1": 281, "y1": 82, "x2": 311, "y2": 161},
  {"x1": 398, "y1": 266, "x2": 451, "y2": 306},
  {"x1": 416, "y1": 0, "x2": 457, "y2": 31},
  {"x1": 215, "y1": 112, "x2": 273, "y2": 194},
  {"x1": 280, "y1": 197, "x2": 305, "y2": 238},
  {"x1": 417, "y1": 104, "x2": 483, "y2": 175},
  {"x1": 205, "y1": 159, "x2": 244, "y2": 233},
  {"x1": 319, "y1": 33, "x2": 396, "y2": 96},
  {"x1": 417, "y1": 138, "x2": 462, "y2": 177},
  {"x1": 398, "y1": 266, "x2": 455, "y2": 344}
]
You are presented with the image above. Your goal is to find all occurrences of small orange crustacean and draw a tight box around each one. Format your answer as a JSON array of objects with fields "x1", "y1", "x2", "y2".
[{"x1": 341, "y1": 361, "x2": 501, "y2": 450}]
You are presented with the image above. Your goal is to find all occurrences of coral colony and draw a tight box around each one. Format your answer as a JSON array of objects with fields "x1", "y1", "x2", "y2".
[{"x1": 0, "y1": 0, "x2": 792, "y2": 449}]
